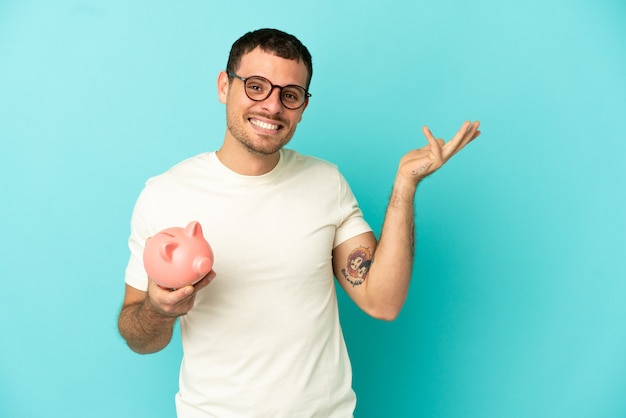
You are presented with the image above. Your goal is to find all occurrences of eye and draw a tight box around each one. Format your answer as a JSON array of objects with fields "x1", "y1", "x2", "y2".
[
  {"x1": 282, "y1": 87, "x2": 303, "y2": 103},
  {"x1": 246, "y1": 78, "x2": 269, "y2": 95}
]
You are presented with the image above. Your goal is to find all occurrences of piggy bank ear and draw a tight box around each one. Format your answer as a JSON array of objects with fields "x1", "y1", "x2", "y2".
[
  {"x1": 185, "y1": 221, "x2": 203, "y2": 238},
  {"x1": 159, "y1": 242, "x2": 178, "y2": 262}
]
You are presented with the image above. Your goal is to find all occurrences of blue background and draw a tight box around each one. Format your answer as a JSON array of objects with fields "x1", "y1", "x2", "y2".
[{"x1": 1, "y1": 0, "x2": 625, "y2": 417}]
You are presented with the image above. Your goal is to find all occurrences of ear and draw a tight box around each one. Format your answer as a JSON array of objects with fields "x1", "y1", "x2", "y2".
[
  {"x1": 185, "y1": 221, "x2": 203, "y2": 238},
  {"x1": 160, "y1": 242, "x2": 178, "y2": 262},
  {"x1": 217, "y1": 71, "x2": 230, "y2": 104}
]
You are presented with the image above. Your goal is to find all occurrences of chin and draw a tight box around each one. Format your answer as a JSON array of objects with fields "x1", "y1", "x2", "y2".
[{"x1": 247, "y1": 132, "x2": 295, "y2": 155}]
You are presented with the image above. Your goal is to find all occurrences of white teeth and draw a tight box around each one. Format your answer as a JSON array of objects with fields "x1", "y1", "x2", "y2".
[{"x1": 250, "y1": 119, "x2": 279, "y2": 130}]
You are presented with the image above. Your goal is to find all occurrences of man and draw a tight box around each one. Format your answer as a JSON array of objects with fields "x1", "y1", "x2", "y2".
[{"x1": 118, "y1": 28, "x2": 480, "y2": 417}]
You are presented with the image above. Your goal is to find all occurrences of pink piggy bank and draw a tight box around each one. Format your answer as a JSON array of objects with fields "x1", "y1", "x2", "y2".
[{"x1": 143, "y1": 221, "x2": 214, "y2": 289}]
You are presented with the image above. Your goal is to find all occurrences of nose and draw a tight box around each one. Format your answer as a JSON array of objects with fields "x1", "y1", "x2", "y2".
[{"x1": 260, "y1": 86, "x2": 284, "y2": 113}]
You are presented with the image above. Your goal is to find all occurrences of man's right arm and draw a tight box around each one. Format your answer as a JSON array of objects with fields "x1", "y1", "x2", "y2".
[{"x1": 118, "y1": 274, "x2": 214, "y2": 354}]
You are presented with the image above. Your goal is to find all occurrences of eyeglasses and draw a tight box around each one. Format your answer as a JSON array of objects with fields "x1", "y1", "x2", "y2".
[{"x1": 228, "y1": 72, "x2": 311, "y2": 110}]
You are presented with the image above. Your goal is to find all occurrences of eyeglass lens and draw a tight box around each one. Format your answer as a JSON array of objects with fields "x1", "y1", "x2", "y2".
[{"x1": 244, "y1": 76, "x2": 306, "y2": 109}]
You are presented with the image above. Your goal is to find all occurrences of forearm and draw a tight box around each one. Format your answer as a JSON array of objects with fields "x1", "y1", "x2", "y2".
[
  {"x1": 367, "y1": 177, "x2": 417, "y2": 319},
  {"x1": 344, "y1": 120, "x2": 480, "y2": 320},
  {"x1": 118, "y1": 299, "x2": 177, "y2": 354}
]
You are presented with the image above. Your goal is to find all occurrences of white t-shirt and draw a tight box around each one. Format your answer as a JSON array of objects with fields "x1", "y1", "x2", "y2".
[{"x1": 124, "y1": 149, "x2": 372, "y2": 417}]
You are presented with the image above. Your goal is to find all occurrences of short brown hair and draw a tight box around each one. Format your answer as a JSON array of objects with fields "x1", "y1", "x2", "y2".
[{"x1": 226, "y1": 28, "x2": 313, "y2": 89}]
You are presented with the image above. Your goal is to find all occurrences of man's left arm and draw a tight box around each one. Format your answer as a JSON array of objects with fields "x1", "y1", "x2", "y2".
[{"x1": 333, "y1": 121, "x2": 481, "y2": 320}]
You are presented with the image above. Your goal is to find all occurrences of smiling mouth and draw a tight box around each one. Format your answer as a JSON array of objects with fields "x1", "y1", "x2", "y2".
[{"x1": 249, "y1": 118, "x2": 282, "y2": 131}]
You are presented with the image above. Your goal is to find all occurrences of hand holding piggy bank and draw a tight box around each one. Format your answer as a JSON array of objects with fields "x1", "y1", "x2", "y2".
[{"x1": 143, "y1": 221, "x2": 214, "y2": 289}]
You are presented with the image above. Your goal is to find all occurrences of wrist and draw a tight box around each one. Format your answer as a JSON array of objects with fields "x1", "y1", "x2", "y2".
[
  {"x1": 391, "y1": 176, "x2": 418, "y2": 205},
  {"x1": 142, "y1": 296, "x2": 179, "y2": 322}
]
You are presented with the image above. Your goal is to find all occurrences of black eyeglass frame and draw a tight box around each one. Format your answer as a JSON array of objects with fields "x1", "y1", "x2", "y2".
[{"x1": 227, "y1": 72, "x2": 311, "y2": 110}]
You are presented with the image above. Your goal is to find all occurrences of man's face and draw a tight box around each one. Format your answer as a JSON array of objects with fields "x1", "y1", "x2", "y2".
[{"x1": 219, "y1": 47, "x2": 309, "y2": 157}]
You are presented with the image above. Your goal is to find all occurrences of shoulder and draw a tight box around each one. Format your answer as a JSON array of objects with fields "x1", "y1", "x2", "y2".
[
  {"x1": 281, "y1": 149, "x2": 341, "y2": 177},
  {"x1": 145, "y1": 152, "x2": 213, "y2": 187}
]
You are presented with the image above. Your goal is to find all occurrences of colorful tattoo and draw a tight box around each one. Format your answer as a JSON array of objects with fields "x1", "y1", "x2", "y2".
[{"x1": 341, "y1": 246, "x2": 372, "y2": 287}]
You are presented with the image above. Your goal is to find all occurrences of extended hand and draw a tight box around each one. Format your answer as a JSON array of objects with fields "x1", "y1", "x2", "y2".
[{"x1": 398, "y1": 121, "x2": 481, "y2": 185}]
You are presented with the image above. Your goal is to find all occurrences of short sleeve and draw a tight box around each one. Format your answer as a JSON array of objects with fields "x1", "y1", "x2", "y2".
[
  {"x1": 123, "y1": 185, "x2": 154, "y2": 291},
  {"x1": 333, "y1": 171, "x2": 372, "y2": 248}
]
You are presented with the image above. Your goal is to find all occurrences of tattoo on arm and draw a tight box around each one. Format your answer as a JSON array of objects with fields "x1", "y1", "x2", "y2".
[{"x1": 341, "y1": 246, "x2": 372, "y2": 287}]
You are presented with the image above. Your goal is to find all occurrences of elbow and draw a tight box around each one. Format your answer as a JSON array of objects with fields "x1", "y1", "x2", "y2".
[
  {"x1": 362, "y1": 292, "x2": 407, "y2": 321},
  {"x1": 366, "y1": 304, "x2": 403, "y2": 322},
  {"x1": 126, "y1": 341, "x2": 165, "y2": 355},
  {"x1": 119, "y1": 329, "x2": 169, "y2": 355},
  {"x1": 374, "y1": 310, "x2": 400, "y2": 322},
  {"x1": 117, "y1": 310, "x2": 171, "y2": 355}
]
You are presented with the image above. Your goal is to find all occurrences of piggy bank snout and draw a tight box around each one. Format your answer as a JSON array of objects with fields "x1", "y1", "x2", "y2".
[{"x1": 193, "y1": 255, "x2": 213, "y2": 276}]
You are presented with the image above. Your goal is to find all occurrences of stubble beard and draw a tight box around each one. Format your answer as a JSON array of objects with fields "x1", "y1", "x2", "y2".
[{"x1": 225, "y1": 106, "x2": 296, "y2": 157}]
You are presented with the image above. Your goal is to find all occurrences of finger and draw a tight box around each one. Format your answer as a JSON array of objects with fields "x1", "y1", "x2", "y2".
[
  {"x1": 452, "y1": 121, "x2": 473, "y2": 144},
  {"x1": 466, "y1": 121, "x2": 480, "y2": 138},
  {"x1": 467, "y1": 121, "x2": 480, "y2": 136},
  {"x1": 145, "y1": 281, "x2": 179, "y2": 313},
  {"x1": 421, "y1": 126, "x2": 444, "y2": 164},
  {"x1": 464, "y1": 130, "x2": 481, "y2": 146},
  {"x1": 443, "y1": 121, "x2": 479, "y2": 159},
  {"x1": 431, "y1": 138, "x2": 444, "y2": 163},
  {"x1": 462, "y1": 122, "x2": 481, "y2": 146},
  {"x1": 422, "y1": 125, "x2": 439, "y2": 147},
  {"x1": 154, "y1": 285, "x2": 193, "y2": 303},
  {"x1": 193, "y1": 273, "x2": 215, "y2": 291}
]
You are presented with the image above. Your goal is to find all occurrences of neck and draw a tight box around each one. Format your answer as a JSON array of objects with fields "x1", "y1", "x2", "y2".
[{"x1": 216, "y1": 141, "x2": 280, "y2": 176}]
